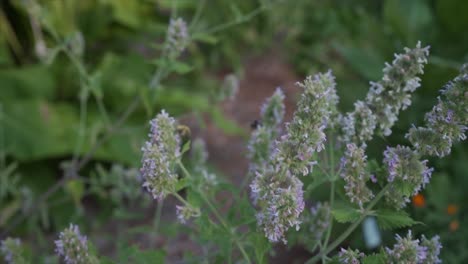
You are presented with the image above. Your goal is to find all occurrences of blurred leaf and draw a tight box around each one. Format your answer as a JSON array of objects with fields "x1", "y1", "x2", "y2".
[
  {"x1": 333, "y1": 42, "x2": 383, "y2": 81},
  {"x1": 0, "y1": 199, "x2": 21, "y2": 227},
  {"x1": 65, "y1": 179, "x2": 85, "y2": 206},
  {"x1": 0, "y1": 66, "x2": 55, "y2": 100},
  {"x1": 170, "y1": 60, "x2": 193, "y2": 74},
  {"x1": 383, "y1": 0, "x2": 433, "y2": 43},
  {"x1": 362, "y1": 253, "x2": 386, "y2": 264},
  {"x1": 192, "y1": 33, "x2": 219, "y2": 44}
]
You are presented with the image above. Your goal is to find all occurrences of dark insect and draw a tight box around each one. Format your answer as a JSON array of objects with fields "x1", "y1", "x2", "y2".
[{"x1": 250, "y1": 119, "x2": 262, "y2": 130}]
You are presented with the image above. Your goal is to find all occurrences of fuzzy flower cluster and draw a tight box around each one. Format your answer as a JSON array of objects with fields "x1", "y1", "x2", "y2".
[
  {"x1": 1, "y1": 238, "x2": 26, "y2": 264},
  {"x1": 249, "y1": 72, "x2": 337, "y2": 243},
  {"x1": 338, "y1": 248, "x2": 365, "y2": 264},
  {"x1": 176, "y1": 204, "x2": 201, "y2": 224},
  {"x1": 219, "y1": 74, "x2": 240, "y2": 101},
  {"x1": 366, "y1": 42, "x2": 429, "y2": 136},
  {"x1": 277, "y1": 71, "x2": 338, "y2": 176},
  {"x1": 340, "y1": 143, "x2": 374, "y2": 208},
  {"x1": 55, "y1": 224, "x2": 91, "y2": 264},
  {"x1": 383, "y1": 145, "x2": 433, "y2": 209},
  {"x1": 308, "y1": 202, "x2": 331, "y2": 241},
  {"x1": 407, "y1": 64, "x2": 468, "y2": 157},
  {"x1": 339, "y1": 100, "x2": 377, "y2": 146},
  {"x1": 247, "y1": 88, "x2": 285, "y2": 172},
  {"x1": 343, "y1": 43, "x2": 429, "y2": 141},
  {"x1": 250, "y1": 164, "x2": 305, "y2": 244},
  {"x1": 385, "y1": 230, "x2": 441, "y2": 264},
  {"x1": 140, "y1": 110, "x2": 181, "y2": 200},
  {"x1": 166, "y1": 18, "x2": 189, "y2": 56}
]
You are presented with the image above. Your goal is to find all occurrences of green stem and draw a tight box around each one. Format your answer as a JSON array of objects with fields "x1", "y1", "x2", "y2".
[
  {"x1": 305, "y1": 184, "x2": 391, "y2": 264},
  {"x1": 321, "y1": 135, "x2": 336, "y2": 263},
  {"x1": 178, "y1": 161, "x2": 251, "y2": 263}
]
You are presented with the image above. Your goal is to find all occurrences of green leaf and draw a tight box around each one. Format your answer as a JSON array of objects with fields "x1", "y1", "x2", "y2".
[
  {"x1": 363, "y1": 253, "x2": 386, "y2": 264},
  {"x1": 170, "y1": 61, "x2": 193, "y2": 74},
  {"x1": 376, "y1": 209, "x2": 420, "y2": 230},
  {"x1": 331, "y1": 207, "x2": 361, "y2": 223},
  {"x1": 192, "y1": 33, "x2": 219, "y2": 44},
  {"x1": 65, "y1": 179, "x2": 85, "y2": 206},
  {"x1": 181, "y1": 140, "x2": 191, "y2": 155}
]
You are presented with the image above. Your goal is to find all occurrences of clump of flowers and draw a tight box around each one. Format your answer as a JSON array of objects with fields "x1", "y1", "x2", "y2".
[
  {"x1": 365, "y1": 42, "x2": 430, "y2": 137},
  {"x1": 339, "y1": 100, "x2": 377, "y2": 146},
  {"x1": 339, "y1": 43, "x2": 429, "y2": 146},
  {"x1": 277, "y1": 71, "x2": 338, "y2": 176},
  {"x1": 140, "y1": 110, "x2": 181, "y2": 200},
  {"x1": 340, "y1": 143, "x2": 374, "y2": 208},
  {"x1": 407, "y1": 64, "x2": 468, "y2": 157},
  {"x1": 176, "y1": 204, "x2": 201, "y2": 224},
  {"x1": 250, "y1": 164, "x2": 304, "y2": 243},
  {"x1": 421, "y1": 235, "x2": 442, "y2": 264},
  {"x1": 384, "y1": 230, "x2": 441, "y2": 264},
  {"x1": 55, "y1": 224, "x2": 95, "y2": 264},
  {"x1": 166, "y1": 18, "x2": 189, "y2": 56},
  {"x1": 308, "y1": 202, "x2": 331, "y2": 241},
  {"x1": 247, "y1": 88, "x2": 285, "y2": 171},
  {"x1": 338, "y1": 248, "x2": 365, "y2": 264},
  {"x1": 219, "y1": 74, "x2": 240, "y2": 101},
  {"x1": 249, "y1": 72, "x2": 337, "y2": 244},
  {"x1": 1, "y1": 238, "x2": 27, "y2": 264},
  {"x1": 383, "y1": 145, "x2": 433, "y2": 209}
]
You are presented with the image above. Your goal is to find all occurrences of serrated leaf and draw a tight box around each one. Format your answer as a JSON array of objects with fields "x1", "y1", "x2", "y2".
[
  {"x1": 331, "y1": 207, "x2": 361, "y2": 223},
  {"x1": 376, "y1": 209, "x2": 419, "y2": 230},
  {"x1": 363, "y1": 253, "x2": 386, "y2": 264}
]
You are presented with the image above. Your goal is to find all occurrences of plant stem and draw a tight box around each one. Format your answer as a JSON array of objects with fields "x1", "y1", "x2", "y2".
[
  {"x1": 177, "y1": 161, "x2": 251, "y2": 263},
  {"x1": 305, "y1": 184, "x2": 391, "y2": 264},
  {"x1": 321, "y1": 135, "x2": 336, "y2": 263}
]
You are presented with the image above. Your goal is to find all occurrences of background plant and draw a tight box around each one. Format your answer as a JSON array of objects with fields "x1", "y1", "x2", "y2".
[{"x1": 1, "y1": 0, "x2": 467, "y2": 263}]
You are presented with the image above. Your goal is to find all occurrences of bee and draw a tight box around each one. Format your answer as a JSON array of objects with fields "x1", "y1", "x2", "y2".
[
  {"x1": 176, "y1": 124, "x2": 191, "y2": 140},
  {"x1": 250, "y1": 119, "x2": 262, "y2": 130}
]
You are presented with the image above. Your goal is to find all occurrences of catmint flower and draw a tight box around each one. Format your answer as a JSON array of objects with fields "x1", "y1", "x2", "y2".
[
  {"x1": 176, "y1": 204, "x2": 201, "y2": 224},
  {"x1": 55, "y1": 224, "x2": 91, "y2": 264},
  {"x1": 366, "y1": 42, "x2": 430, "y2": 137},
  {"x1": 166, "y1": 18, "x2": 189, "y2": 55},
  {"x1": 383, "y1": 145, "x2": 433, "y2": 209},
  {"x1": 407, "y1": 64, "x2": 468, "y2": 157},
  {"x1": 385, "y1": 230, "x2": 429, "y2": 264},
  {"x1": 219, "y1": 74, "x2": 240, "y2": 101},
  {"x1": 339, "y1": 248, "x2": 365, "y2": 264},
  {"x1": 1, "y1": 238, "x2": 26, "y2": 264},
  {"x1": 250, "y1": 164, "x2": 304, "y2": 244},
  {"x1": 247, "y1": 88, "x2": 285, "y2": 171},
  {"x1": 278, "y1": 71, "x2": 338, "y2": 176},
  {"x1": 308, "y1": 202, "x2": 331, "y2": 241},
  {"x1": 340, "y1": 143, "x2": 374, "y2": 208},
  {"x1": 421, "y1": 235, "x2": 442, "y2": 264},
  {"x1": 260, "y1": 88, "x2": 286, "y2": 130},
  {"x1": 339, "y1": 100, "x2": 377, "y2": 146},
  {"x1": 140, "y1": 110, "x2": 181, "y2": 200}
]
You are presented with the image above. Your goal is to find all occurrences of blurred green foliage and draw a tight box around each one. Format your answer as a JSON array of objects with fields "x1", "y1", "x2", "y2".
[{"x1": 0, "y1": 0, "x2": 467, "y2": 262}]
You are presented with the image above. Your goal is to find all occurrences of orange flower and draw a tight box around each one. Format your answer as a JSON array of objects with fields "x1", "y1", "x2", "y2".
[
  {"x1": 447, "y1": 204, "x2": 458, "y2": 215},
  {"x1": 450, "y1": 220, "x2": 459, "y2": 232},
  {"x1": 412, "y1": 193, "x2": 425, "y2": 208}
]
